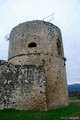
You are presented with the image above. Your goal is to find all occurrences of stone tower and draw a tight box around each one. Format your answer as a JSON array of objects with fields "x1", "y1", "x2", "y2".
[{"x1": 8, "y1": 20, "x2": 68, "y2": 109}]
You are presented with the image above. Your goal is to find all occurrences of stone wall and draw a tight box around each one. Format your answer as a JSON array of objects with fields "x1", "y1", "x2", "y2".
[{"x1": 0, "y1": 60, "x2": 47, "y2": 110}]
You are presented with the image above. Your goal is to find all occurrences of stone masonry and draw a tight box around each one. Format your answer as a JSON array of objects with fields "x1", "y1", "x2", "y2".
[
  {"x1": 0, "y1": 60, "x2": 47, "y2": 110},
  {"x1": 0, "y1": 20, "x2": 68, "y2": 110}
]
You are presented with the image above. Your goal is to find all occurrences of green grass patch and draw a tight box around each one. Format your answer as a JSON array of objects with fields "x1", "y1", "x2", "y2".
[{"x1": 0, "y1": 103, "x2": 80, "y2": 120}]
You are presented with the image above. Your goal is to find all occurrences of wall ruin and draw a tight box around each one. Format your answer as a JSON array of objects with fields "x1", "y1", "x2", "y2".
[{"x1": 0, "y1": 60, "x2": 47, "y2": 110}]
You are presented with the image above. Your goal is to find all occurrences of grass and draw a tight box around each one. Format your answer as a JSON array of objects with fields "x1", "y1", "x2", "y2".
[{"x1": 0, "y1": 103, "x2": 80, "y2": 120}]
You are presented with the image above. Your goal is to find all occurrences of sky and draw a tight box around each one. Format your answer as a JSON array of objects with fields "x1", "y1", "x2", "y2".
[{"x1": 0, "y1": 0, "x2": 80, "y2": 84}]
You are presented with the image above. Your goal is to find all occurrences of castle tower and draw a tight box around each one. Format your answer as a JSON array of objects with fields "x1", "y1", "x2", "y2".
[{"x1": 8, "y1": 20, "x2": 68, "y2": 109}]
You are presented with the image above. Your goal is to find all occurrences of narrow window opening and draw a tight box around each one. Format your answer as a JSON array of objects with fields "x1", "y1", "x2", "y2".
[
  {"x1": 28, "y1": 42, "x2": 37, "y2": 48},
  {"x1": 57, "y1": 39, "x2": 62, "y2": 56}
]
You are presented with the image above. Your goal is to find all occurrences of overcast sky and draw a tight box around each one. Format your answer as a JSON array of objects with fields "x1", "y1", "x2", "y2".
[{"x1": 0, "y1": 0, "x2": 80, "y2": 84}]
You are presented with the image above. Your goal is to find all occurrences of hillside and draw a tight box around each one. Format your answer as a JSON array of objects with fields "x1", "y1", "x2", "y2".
[{"x1": 68, "y1": 84, "x2": 80, "y2": 92}]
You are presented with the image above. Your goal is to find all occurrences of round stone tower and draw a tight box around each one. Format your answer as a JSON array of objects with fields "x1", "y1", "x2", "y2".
[{"x1": 8, "y1": 20, "x2": 68, "y2": 109}]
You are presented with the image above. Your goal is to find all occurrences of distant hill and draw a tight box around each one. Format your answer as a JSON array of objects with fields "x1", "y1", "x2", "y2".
[{"x1": 68, "y1": 84, "x2": 80, "y2": 92}]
